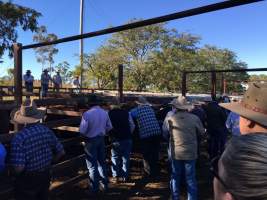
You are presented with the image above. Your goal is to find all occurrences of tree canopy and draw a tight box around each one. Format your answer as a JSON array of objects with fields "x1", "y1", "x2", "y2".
[
  {"x1": 0, "y1": 1, "x2": 41, "y2": 58},
  {"x1": 76, "y1": 20, "x2": 249, "y2": 94}
]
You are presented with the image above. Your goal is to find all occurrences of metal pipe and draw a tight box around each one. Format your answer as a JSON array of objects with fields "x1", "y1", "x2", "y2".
[
  {"x1": 118, "y1": 64, "x2": 124, "y2": 103},
  {"x1": 22, "y1": 0, "x2": 263, "y2": 50},
  {"x1": 79, "y1": 0, "x2": 84, "y2": 88},
  {"x1": 185, "y1": 67, "x2": 267, "y2": 74}
]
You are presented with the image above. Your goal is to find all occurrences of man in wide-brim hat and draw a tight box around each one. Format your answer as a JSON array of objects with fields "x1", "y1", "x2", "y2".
[
  {"x1": 135, "y1": 96, "x2": 151, "y2": 106},
  {"x1": 9, "y1": 99, "x2": 65, "y2": 200},
  {"x1": 162, "y1": 96, "x2": 205, "y2": 200},
  {"x1": 220, "y1": 82, "x2": 267, "y2": 135},
  {"x1": 23, "y1": 69, "x2": 34, "y2": 93}
]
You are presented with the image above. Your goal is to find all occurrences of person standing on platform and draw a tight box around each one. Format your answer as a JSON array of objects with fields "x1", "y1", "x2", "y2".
[
  {"x1": 130, "y1": 96, "x2": 161, "y2": 179},
  {"x1": 9, "y1": 99, "x2": 65, "y2": 200},
  {"x1": 53, "y1": 71, "x2": 62, "y2": 93},
  {"x1": 79, "y1": 101, "x2": 113, "y2": 195},
  {"x1": 108, "y1": 104, "x2": 135, "y2": 183},
  {"x1": 41, "y1": 69, "x2": 52, "y2": 98},
  {"x1": 72, "y1": 76, "x2": 81, "y2": 94},
  {"x1": 163, "y1": 96, "x2": 205, "y2": 200},
  {"x1": 23, "y1": 70, "x2": 34, "y2": 93}
]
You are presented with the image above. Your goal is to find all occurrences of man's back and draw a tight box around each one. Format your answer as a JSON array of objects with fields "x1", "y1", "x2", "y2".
[
  {"x1": 167, "y1": 112, "x2": 204, "y2": 160},
  {"x1": 80, "y1": 106, "x2": 112, "y2": 138},
  {"x1": 10, "y1": 124, "x2": 63, "y2": 171},
  {"x1": 109, "y1": 108, "x2": 132, "y2": 141},
  {"x1": 131, "y1": 105, "x2": 161, "y2": 139},
  {"x1": 204, "y1": 102, "x2": 227, "y2": 130}
]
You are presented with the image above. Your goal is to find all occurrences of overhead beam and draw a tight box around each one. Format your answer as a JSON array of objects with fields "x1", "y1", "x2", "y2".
[
  {"x1": 185, "y1": 67, "x2": 267, "y2": 74},
  {"x1": 22, "y1": 0, "x2": 263, "y2": 50}
]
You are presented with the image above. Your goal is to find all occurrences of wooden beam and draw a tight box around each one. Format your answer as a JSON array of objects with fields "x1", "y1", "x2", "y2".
[
  {"x1": 47, "y1": 109, "x2": 82, "y2": 117},
  {"x1": 61, "y1": 137, "x2": 83, "y2": 147},
  {"x1": 45, "y1": 117, "x2": 81, "y2": 129},
  {"x1": 50, "y1": 172, "x2": 88, "y2": 194},
  {"x1": 54, "y1": 126, "x2": 80, "y2": 132}
]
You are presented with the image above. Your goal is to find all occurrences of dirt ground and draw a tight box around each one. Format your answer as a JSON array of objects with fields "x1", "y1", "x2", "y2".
[{"x1": 52, "y1": 142, "x2": 214, "y2": 200}]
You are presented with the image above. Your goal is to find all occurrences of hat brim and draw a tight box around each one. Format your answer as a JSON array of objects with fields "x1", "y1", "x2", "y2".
[
  {"x1": 220, "y1": 102, "x2": 267, "y2": 127},
  {"x1": 135, "y1": 100, "x2": 151, "y2": 106},
  {"x1": 169, "y1": 102, "x2": 192, "y2": 110},
  {"x1": 11, "y1": 108, "x2": 46, "y2": 124}
]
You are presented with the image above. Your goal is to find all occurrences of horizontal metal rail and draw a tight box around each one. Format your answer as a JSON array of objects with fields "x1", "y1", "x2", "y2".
[
  {"x1": 22, "y1": 0, "x2": 263, "y2": 50},
  {"x1": 185, "y1": 67, "x2": 267, "y2": 74}
]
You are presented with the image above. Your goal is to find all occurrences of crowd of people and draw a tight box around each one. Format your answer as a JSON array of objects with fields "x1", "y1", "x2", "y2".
[
  {"x1": 22, "y1": 69, "x2": 81, "y2": 97},
  {"x1": 0, "y1": 82, "x2": 267, "y2": 200}
]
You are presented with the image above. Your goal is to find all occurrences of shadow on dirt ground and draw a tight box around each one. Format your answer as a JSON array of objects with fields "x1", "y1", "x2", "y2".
[{"x1": 52, "y1": 141, "x2": 214, "y2": 200}]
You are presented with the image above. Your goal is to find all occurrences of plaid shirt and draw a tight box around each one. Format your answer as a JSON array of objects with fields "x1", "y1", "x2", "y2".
[
  {"x1": 131, "y1": 105, "x2": 161, "y2": 139},
  {"x1": 10, "y1": 124, "x2": 63, "y2": 172}
]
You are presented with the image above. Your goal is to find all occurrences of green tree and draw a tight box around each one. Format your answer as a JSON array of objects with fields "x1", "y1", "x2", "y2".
[
  {"x1": 108, "y1": 20, "x2": 166, "y2": 90},
  {"x1": 82, "y1": 46, "x2": 125, "y2": 88},
  {"x1": 0, "y1": 1, "x2": 41, "y2": 58},
  {"x1": 54, "y1": 61, "x2": 72, "y2": 83},
  {"x1": 33, "y1": 26, "x2": 58, "y2": 72}
]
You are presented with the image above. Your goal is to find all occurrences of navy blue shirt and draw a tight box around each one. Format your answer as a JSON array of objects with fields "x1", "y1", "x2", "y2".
[{"x1": 0, "y1": 143, "x2": 6, "y2": 172}]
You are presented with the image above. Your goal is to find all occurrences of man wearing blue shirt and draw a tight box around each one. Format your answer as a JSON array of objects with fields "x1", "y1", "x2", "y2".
[
  {"x1": 80, "y1": 101, "x2": 113, "y2": 194},
  {"x1": 0, "y1": 142, "x2": 6, "y2": 172},
  {"x1": 10, "y1": 99, "x2": 65, "y2": 200}
]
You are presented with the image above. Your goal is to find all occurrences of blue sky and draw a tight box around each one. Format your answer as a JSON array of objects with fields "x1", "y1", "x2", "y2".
[{"x1": 0, "y1": 0, "x2": 267, "y2": 78}]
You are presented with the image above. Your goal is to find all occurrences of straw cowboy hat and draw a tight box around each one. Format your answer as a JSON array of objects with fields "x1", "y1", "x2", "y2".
[
  {"x1": 135, "y1": 96, "x2": 151, "y2": 106},
  {"x1": 220, "y1": 83, "x2": 267, "y2": 127},
  {"x1": 11, "y1": 99, "x2": 46, "y2": 124},
  {"x1": 169, "y1": 96, "x2": 192, "y2": 110}
]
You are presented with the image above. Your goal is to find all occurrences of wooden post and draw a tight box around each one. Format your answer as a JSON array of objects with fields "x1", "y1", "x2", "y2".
[
  {"x1": 181, "y1": 71, "x2": 187, "y2": 97},
  {"x1": 211, "y1": 71, "x2": 216, "y2": 101},
  {"x1": 13, "y1": 43, "x2": 23, "y2": 105},
  {"x1": 118, "y1": 64, "x2": 123, "y2": 103}
]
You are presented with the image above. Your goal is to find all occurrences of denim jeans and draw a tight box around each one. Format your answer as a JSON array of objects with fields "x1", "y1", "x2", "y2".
[
  {"x1": 170, "y1": 159, "x2": 197, "y2": 200},
  {"x1": 84, "y1": 136, "x2": 108, "y2": 192},
  {"x1": 41, "y1": 84, "x2": 48, "y2": 97},
  {"x1": 111, "y1": 139, "x2": 132, "y2": 179},
  {"x1": 25, "y1": 82, "x2": 33, "y2": 92}
]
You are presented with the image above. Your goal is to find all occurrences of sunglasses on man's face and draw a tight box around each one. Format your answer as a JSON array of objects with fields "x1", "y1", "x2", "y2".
[{"x1": 210, "y1": 156, "x2": 238, "y2": 200}]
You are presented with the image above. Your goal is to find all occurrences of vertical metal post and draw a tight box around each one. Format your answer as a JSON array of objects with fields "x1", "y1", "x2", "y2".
[
  {"x1": 118, "y1": 64, "x2": 124, "y2": 103},
  {"x1": 220, "y1": 73, "x2": 224, "y2": 95},
  {"x1": 223, "y1": 79, "x2": 227, "y2": 94},
  {"x1": 13, "y1": 43, "x2": 23, "y2": 105},
  {"x1": 79, "y1": 0, "x2": 84, "y2": 88},
  {"x1": 181, "y1": 71, "x2": 187, "y2": 97},
  {"x1": 211, "y1": 71, "x2": 216, "y2": 101}
]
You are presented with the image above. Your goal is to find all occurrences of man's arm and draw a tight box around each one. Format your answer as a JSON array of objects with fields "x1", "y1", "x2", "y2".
[
  {"x1": 49, "y1": 130, "x2": 65, "y2": 163},
  {"x1": 79, "y1": 114, "x2": 89, "y2": 135},
  {"x1": 162, "y1": 116, "x2": 170, "y2": 140},
  {"x1": 128, "y1": 113, "x2": 135, "y2": 133},
  {"x1": 10, "y1": 139, "x2": 26, "y2": 175},
  {"x1": 105, "y1": 115, "x2": 113, "y2": 133}
]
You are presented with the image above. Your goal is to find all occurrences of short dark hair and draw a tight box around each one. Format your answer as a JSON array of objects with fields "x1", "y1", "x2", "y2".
[{"x1": 220, "y1": 133, "x2": 267, "y2": 200}]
